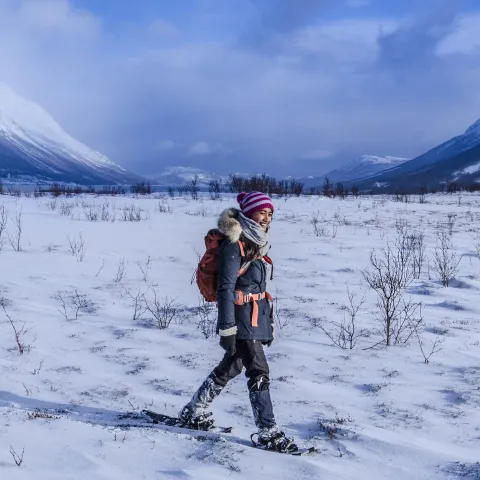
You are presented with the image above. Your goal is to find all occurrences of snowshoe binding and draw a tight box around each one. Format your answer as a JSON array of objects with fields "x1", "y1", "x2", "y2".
[
  {"x1": 178, "y1": 405, "x2": 215, "y2": 431},
  {"x1": 251, "y1": 429, "x2": 298, "y2": 454}
]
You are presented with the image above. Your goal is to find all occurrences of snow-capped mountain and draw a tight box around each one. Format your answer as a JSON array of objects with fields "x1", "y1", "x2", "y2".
[
  {"x1": 147, "y1": 166, "x2": 228, "y2": 187},
  {"x1": 300, "y1": 155, "x2": 409, "y2": 188},
  {"x1": 0, "y1": 83, "x2": 140, "y2": 184},
  {"x1": 322, "y1": 155, "x2": 408, "y2": 183},
  {"x1": 353, "y1": 118, "x2": 480, "y2": 192}
]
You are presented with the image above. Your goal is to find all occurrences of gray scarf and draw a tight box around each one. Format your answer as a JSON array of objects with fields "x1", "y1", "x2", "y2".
[{"x1": 238, "y1": 211, "x2": 270, "y2": 257}]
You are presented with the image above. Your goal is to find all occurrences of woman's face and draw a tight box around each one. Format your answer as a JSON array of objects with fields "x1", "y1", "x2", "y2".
[{"x1": 250, "y1": 208, "x2": 273, "y2": 232}]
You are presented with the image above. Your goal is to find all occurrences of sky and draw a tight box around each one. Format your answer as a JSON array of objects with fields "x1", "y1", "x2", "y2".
[{"x1": 1, "y1": 0, "x2": 480, "y2": 177}]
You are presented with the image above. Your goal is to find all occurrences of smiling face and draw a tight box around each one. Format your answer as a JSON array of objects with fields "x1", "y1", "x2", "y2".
[{"x1": 249, "y1": 208, "x2": 273, "y2": 232}]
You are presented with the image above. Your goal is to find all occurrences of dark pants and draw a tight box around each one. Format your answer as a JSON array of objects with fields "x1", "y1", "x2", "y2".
[{"x1": 211, "y1": 339, "x2": 275, "y2": 429}]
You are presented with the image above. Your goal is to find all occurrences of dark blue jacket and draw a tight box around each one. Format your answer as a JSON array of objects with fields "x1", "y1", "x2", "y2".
[{"x1": 216, "y1": 239, "x2": 273, "y2": 341}]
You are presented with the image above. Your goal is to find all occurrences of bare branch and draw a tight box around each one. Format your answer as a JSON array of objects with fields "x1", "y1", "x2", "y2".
[{"x1": 10, "y1": 446, "x2": 25, "y2": 467}]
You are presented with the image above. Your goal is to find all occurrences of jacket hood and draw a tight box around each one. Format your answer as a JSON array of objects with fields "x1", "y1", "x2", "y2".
[{"x1": 218, "y1": 208, "x2": 242, "y2": 243}]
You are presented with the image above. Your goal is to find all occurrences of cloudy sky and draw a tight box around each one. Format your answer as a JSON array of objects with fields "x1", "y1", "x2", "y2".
[{"x1": 1, "y1": 0, "x2": 480, "y2": 177}]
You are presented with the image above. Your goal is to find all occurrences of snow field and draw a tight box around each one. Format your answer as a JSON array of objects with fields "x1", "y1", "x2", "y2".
[{"x1": 0, "y1": 192, "x2": 479, "y2": 480}]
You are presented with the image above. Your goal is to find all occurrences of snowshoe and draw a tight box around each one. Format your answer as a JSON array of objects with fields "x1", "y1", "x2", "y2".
[
  {"x1": 178, "y1": 405, "x2": 215, "y2": 431},
  {"x1": 251, "y1": 430, "x2": 298, "y2": 453}
]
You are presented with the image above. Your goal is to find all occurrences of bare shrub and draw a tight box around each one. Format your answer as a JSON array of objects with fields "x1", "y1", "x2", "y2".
[
  {"x1": 121, "y1": 204, "x2": 145, "y2": 222},
  {"x1": 66, "y1": 232, "x2": 86, "y2": 262},
  {"x1": 100, "y1": 201, "x2": 114, "y2": 222},
  {"x1": 10, "y1": 446, "x2": 25, "y2": 467},
  {"x1": 187, "y1": 204, "x2": 209, "y2": 217},
  {"x1": 197, "y1": 297, "x2": 217, "y2": 338},
  {"x1": 311, "y1": 211, "x2": 326, "y2": 236},
  {"x1": 333, "y1": 208, "x2": 348, "y2": 226},
  {"x1": 95, "y1": 259, "x2": 105, "y2": 277},
  {"x1": 331, "y1": 221, "x2": 338, "y2": 238},
  {"x1": 474, "y1": 242, "x2": 480, "y2": 262},
  {"x1": 0, "y1": 204, "x2": 8, "y2": 250},
  {"x1": 84, "y1": 206, "x2": 99, "y2": 221},
  {"x1": 53, "y1": 289, "x2": 98, "y2": 321},
  {"x1": 156, "y1": 200, "x2": 172, "y2": 214},
  {"x1": 123, "y1": 288, "x2": 147, "y2": 321},
  {"x1": 431, "y1": 230, "x2": 461, "y2": 287},
  {"x1": 167, "y1": 187, "x2": 175, "y2": 198},
  {"x1": 46, "y1": 198, "x2": 57, "y2": 210},
  {"x1": 446, "y1": 213, "x2": 456, "y2": 236},
  {"x1": 143, "y1": 289, "x2": 179, "y2": 329},
  {"x1": 413, "y1": 326, "x2": 444, "y2": 364},
  {"x1": 8, "y1": 210, "x2": 22, "y2": 252},
  {"x1": 0, "y1": 296, "x2": 31, "y2": 354},
  {"x1": 113, "y1": 258, "x2": 127, "y2": 283},
  {"x1": 188, "y1": 175, "x2": 200, "y2": 201},
  {"x1": 136, "y1": 255, "x2": 152, "y2": 282},
  {"x1": 318, "y1": 414, "x2": 354, "y2": 440},
  {"x1": 59, "y1": 201, "x2": 74, "y2": 216},
  {"x1": 410, "y1": 229, "x2": 426, "y2": 279},
  {"x1": 392, "y1": 226, "x2": 415, "y2": 287},
  {"x1": 362, "y1": 243, "x2": 422, "y2": 347},
  {"x1": 209, "y1": 180, "x2": 222, "y2": 200},
  {"x1": 30, "y1": 360, "x2": 44, "y2": 375},
  {"x1": 273, "y1": 289, "x2": 289, "y2": 333},
  {"x1": 394, "y1": 223, "x2": 426, "y2": 280},
  {"x1": 319, "y1": 288, "x2": 368, "y2": 349}
]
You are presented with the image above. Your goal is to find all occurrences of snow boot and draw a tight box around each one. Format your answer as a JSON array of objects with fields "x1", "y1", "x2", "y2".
[
  {"x1": 249, "y1": 388, "x2": 297, "y2": 453},
  {"x1": 179, "y1": 373, "x2": 224, "y2": 430},
  {"x1": 256, "y1": 427, "x2": 298, "y2": 453}
]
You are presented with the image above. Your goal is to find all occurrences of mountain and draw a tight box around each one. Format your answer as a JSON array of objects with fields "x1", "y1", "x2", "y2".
[
  {"x1": 324, "y1": 155, "x2": 408, "y2": 183},
  {"x1": 300, "y1": 155, "x2": 409, "y2": 188},
  {"x1": 0, "y1": 83, "x2": 141, "y2": 185},
  {"x1": 353, "y1": 119, "x2": 480, "y2": 192},
  {"x1": 147, "y1": 166, "x2": 227, "y2": 187}
]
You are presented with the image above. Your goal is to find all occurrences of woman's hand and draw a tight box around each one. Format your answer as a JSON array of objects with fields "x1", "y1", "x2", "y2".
[{"x1": 219, "y1": 326, "x2": 237, "y2": 356}]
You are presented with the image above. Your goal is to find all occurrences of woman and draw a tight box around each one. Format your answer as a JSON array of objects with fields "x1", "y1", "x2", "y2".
[{"x1": 179, "y1": 191, "x2": 297, "y2": 453}]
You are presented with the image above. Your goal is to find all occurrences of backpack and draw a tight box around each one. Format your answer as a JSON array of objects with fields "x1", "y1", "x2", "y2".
[{"x1": 195, "y1": 229, "x2": 247, "y2": 302}]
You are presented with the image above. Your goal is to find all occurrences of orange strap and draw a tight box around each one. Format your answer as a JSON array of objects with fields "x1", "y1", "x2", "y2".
[
  {"x1": 263, "y1": 255, "x2": 274, "y2": 280},
  {"x1": 234, "y1": 291, "x2": 273, "y2": 327},
  {"x1": 237, "y1": 240, "x2": 245, "y2": 257}
]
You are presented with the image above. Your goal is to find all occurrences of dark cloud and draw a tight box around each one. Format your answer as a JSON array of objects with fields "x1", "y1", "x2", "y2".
[
  {"x1": 376, "y1": 6, "x2": 458, "y2": 72},
  {"x1": 1, "y1": 0, "x2": 479, "y2": 177},
  {"x1": 240, "y1": 0, "x2": 331, "y2": 51}
]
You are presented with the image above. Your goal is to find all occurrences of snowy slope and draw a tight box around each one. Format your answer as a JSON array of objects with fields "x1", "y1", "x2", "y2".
[
  {"x1": 354, "y1": 118, "x2": 480, "y2": 191},
  {"x1": 323, "y1": 155, "x2": 408, "y2": 183},
  {"x1": 0, "y1": 192, "x2": 479, "y2": 479},
  {"x1": 300, "y1": 155, "x2": 409, "y2": 188},
  {"x1": 0, "y1": 83, "x2": 140, "y2": 184}
]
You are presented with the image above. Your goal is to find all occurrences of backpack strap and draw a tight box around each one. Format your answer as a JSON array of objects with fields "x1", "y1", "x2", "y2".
[
  {"x1": 263, "y1": 255, "x2": 274, "y2": 280},
  {"x1": 238, "y1": 241, "x2": 249, "y2": 276},
  {"x1": 237, "y1": 240, "x2": 245, "y2": 257}
]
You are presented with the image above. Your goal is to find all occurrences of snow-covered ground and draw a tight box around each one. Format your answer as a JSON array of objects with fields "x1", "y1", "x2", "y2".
[{"x1": 0, "y1": 192, "x2": 479, "y2": 480}]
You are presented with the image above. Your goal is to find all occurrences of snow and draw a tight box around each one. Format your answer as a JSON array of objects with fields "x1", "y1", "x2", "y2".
[
  {"x1": 0, "y1": 83, "x2": 123, "y2": 172},
  {"x1": 0, "y1": 191, "x2": 480, "y2": 480},
  {"x1": 356, "y1": 155, "x2": 408, "y2": 166},
  {"x1": 461, "y1": 161, "x2": 480, "y2": 175},
  {"x1": 315, "y1": 155, "x2": 409, "y2": 184}
]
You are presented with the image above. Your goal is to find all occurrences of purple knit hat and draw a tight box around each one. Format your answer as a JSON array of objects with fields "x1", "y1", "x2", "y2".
[{"x1": 237, "y1": 191, "x2": 274, "y2": 217}]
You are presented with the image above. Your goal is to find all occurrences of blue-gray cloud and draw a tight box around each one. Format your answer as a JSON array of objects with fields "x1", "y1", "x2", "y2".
[
  {"x1": 376, "y1": 6, "x2": 457, "y2": 72},
  {"x1": 240, "y1": 0, "x2": 332, "y2": 52},
  {"x1": 1, "y1": 0, "x2": 479, "y2": 177}
]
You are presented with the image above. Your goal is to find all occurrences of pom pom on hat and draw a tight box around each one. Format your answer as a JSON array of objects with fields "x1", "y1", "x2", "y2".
[{"x1": 237, "y1": 192, "x2": 247, "y2": 204}]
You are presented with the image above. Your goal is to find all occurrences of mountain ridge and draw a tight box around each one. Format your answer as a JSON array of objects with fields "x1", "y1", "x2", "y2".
[{"x1": 0, "y1": 83, "x2": 141, "y2": 184}]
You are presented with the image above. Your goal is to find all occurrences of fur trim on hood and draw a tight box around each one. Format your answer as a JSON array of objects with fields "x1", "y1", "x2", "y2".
[{"x1": 218, "y1": 208, "x2": 242, "y2": 243}]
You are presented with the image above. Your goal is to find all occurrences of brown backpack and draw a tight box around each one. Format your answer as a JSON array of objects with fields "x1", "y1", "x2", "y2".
[{"x1": 196, "y1": 229, "x2": 247, "y2": 302}]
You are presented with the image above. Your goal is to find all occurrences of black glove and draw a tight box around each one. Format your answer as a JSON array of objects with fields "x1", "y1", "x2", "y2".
[{"x1": 219, "y1": 334, "x2": 236, "y2": 356}]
